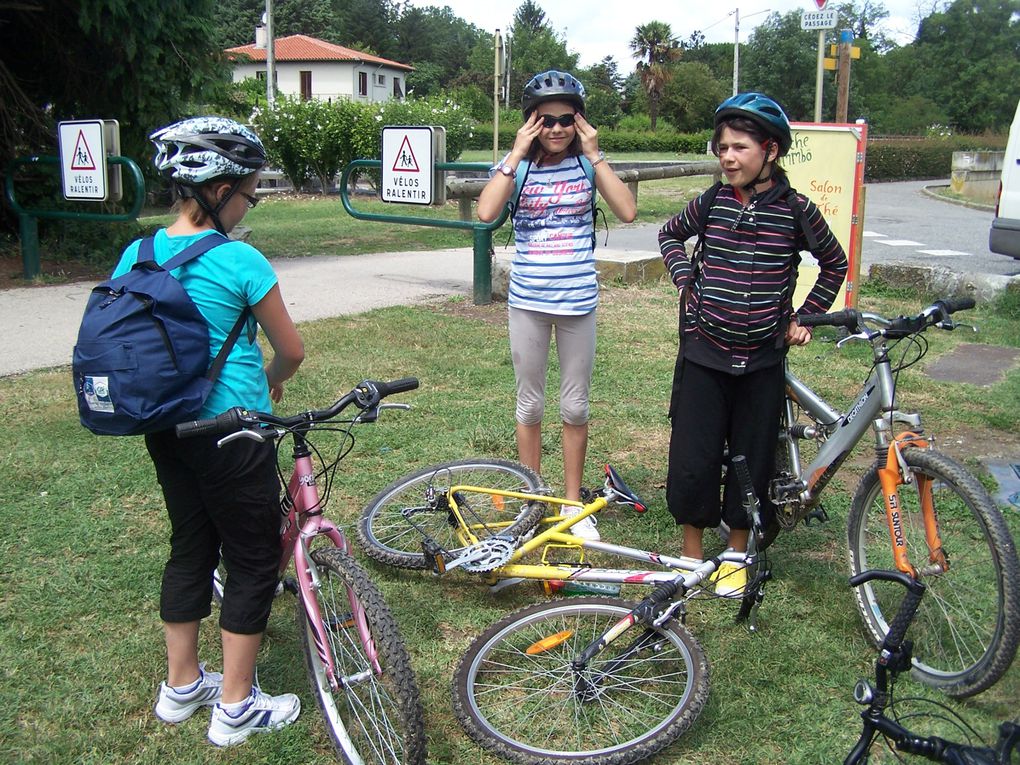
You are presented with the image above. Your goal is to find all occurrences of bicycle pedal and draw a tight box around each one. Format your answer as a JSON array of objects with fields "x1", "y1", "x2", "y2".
[
  {"x1": 803, "y1": 505, "x2": 830, "y2": 525},
  {"x1": 282, "y1": 578, "x2": 299, "y2": 595}
]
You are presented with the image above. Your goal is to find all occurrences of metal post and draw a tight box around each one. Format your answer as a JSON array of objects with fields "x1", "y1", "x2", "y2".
[
  {"x1": 493, "y1": 29, "x2": 501, "y2": 166},
  {"x1": 19, "y1": 213, "x2": 40, "y2": 279},
  {"x1": 473, "y1": 227, "x2": 493, "y2": 305},
  {"x1": 814, "y1": 30, "x2": 825, "y2": 122},
  {"x1": 732, "y1": 8, "x2": 740, "y2": 96}
]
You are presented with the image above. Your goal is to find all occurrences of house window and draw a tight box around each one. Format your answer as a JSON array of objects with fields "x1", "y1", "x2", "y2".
[
  {"x1": 300, "y1": 70, "x2": 312, "y2": 100},
  {"x1": 393, "y1": 78, "x2": 403, "y2": 98},
  {"x1": 358, "y1": 71, "x2": 367, "y2": 96},
  {"x1": 376, "y1": 73, "x2": 385, "y2": 86}
]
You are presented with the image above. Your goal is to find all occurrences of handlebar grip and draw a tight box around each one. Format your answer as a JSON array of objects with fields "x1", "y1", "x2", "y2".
[
  {"x1": 849, "y1": 569, "x2": 926, "y2": 649},
  {"x1": 798, "y1": 309, "x2": 860, "y2": 329},
  {"x1": 376, "y1": 377, "x2": 419, "y2": 398},
  {"x1": 175, "y1": 408, "x2": 242, "y2": 439},
  {"x1": 935, "y1": 297, "x2": 975, "y2": 315},
  {"x1": 731, "y1": 455, "x2": 754, "y2": 499}
]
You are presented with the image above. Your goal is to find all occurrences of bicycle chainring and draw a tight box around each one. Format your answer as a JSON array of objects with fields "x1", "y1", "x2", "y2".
[{"x1": 458, "y1": 537, "x2": 516, "y2": 573}]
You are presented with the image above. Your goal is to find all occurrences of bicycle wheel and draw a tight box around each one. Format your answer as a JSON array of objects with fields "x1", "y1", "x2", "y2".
[
  {"x1": 358, "y1": 458, "x2": 546, "y2": 570},
  {"x1": 297, "y1": 546, "x2": 427, "y2": 765},
  {"x1": 452, "y1": 597, "x2": 710, "y2": 765},
  {"x1": 847, "y1": 447, "x2": 1020, "y2": 697}
]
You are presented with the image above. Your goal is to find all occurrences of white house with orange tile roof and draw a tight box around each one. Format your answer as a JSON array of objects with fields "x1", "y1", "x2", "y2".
[{"x1": 225, "y1": 34, "x2": 412, "y2": 104}]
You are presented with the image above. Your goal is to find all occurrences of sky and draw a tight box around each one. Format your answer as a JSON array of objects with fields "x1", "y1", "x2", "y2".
[{"x1": 406, "y1": 0, "x2": 929, "y2": 73}]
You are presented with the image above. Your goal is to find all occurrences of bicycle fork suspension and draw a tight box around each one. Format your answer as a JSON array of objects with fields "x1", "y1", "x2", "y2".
[{"x1": 877, "y1": 435, "x2": 947, "y2": 578}]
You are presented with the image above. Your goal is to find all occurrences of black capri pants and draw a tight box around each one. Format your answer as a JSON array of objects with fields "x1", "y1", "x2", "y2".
[
  {"x1": 145, "y1": 428, "x2": 281, "y2": 634},
  {"x1": 666, "y1": 358, "x2": 785, "y2": 530}
]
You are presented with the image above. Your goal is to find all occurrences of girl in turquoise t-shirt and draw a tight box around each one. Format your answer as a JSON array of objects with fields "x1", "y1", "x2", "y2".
[{"x1": 131, "y1": 117, "x2": 305, "y2": 747}]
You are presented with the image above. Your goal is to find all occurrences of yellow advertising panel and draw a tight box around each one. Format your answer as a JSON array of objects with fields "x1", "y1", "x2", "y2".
[{"x1": 785, "y1": 122, "x2": 868, "y2": 308}]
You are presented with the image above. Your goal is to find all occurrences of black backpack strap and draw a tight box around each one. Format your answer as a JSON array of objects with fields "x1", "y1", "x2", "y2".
[
  {"x1": 784, "y1": 189, "x2": 819, "y2": 252},
  {"x1": 205, "y1": 307, "x2": 252, "y2": 383},
  {"x1": 691, "y1": 181, "x2": 724, "y2": 277}
]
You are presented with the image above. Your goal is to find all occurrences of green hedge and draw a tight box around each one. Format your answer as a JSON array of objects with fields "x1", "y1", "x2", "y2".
[
  {"x1": 468, "y1": 124, "x2": 712, "y2": 155},
  {"x1": 468, "y1": 124, "x2": 1006, "y2": 181},
  {"x1": 864, "y1": 135, "x2": 1007, "y2": 182}
]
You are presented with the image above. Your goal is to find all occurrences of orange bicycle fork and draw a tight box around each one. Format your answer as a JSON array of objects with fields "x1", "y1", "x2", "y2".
[{"x1": 876, "y1": 434, "x2": 947, "y2": 577}]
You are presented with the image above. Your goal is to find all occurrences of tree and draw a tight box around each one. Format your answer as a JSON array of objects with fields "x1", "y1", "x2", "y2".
[
  {"x1": 629, "y1": 21, "x2": 681, "y2": 130},
  {"x1": 905, "y1": 0, "x2": 1020, "y2": 131},
  {"x1": 505, "y1": 1, "x2": 578, "y2": 108},
  {"x1": 659, "y1": 62, "x2": 729, "y2": 132},
  {"x1": 0, "y1": 0, "x2": 228, "y2": 177},
  {"x1": 393, "y1": 5, "x2": 485, "y2": 96},
  {"x1": 739, "y1": 11, "x2": 822, "y2": 121}
]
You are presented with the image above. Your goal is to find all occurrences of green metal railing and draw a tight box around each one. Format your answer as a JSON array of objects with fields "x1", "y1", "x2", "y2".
[
  {"x1": 4, "y1": 154, "x2": 145, "y2": 279},
  {"x1": 339, "y1": 159, "x2": 508, "y2": 305}
]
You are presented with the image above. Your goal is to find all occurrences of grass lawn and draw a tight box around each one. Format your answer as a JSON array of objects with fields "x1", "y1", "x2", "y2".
[{"x1": 2, "y1": 278, "x2": 1018, "y2": 763}]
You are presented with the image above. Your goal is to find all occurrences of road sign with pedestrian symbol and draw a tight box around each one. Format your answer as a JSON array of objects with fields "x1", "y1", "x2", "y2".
[{"x1": 381, "y1": 126, "x2": 441, "y2": 205}]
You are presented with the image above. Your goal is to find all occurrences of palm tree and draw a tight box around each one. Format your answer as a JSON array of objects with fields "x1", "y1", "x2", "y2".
[{"x1": 630, "y1": 21, "x2": 680, "y2": 130}]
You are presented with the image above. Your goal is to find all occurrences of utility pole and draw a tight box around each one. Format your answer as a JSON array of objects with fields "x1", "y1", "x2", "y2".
[
  {"x1": 493, "y1": 29, "x2": 502, "y2": 166},
  {"x1": 731, "y1": 8, "x2": 770, "y2": 95},
  {"x1": 266, "y1": 0, "x2": 276, "y2": 107}
]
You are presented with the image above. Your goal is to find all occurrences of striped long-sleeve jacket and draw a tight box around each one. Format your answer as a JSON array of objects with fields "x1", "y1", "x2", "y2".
[{"x1": 659, "y1": 179, "x2": 847, "y2": 374}]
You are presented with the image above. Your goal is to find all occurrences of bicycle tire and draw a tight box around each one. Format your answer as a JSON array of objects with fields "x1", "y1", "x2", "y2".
[
  {"x1": 358, "y1": 458, "x2": 546, "y2": 570},
  {"x1": 452, "y1": 597, "x2": 710, "y2": 765},
  {"x1": 847, "y1": 447, "x2": 1020, "y2": 698},
  {"x1": 297, "y1": 546, "x2": 427, "y2": 765}
]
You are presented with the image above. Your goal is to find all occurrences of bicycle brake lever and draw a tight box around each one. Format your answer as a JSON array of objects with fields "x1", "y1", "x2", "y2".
[
  {"x1": 217, "y1": 429, "x2": 267, "y2": 447},
  {"x1": 836, "y1": 331, "x2": 870, "y2": 349}
]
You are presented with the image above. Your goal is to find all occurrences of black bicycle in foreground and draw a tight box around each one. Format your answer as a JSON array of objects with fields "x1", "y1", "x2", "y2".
[{"x1": 846, "y1": 569, "x2": 1020, "y2": 764}]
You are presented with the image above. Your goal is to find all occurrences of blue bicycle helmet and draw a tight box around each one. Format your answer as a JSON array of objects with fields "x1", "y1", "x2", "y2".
[
  {"x1": 521, "y1": 70, "x2": 586, "y2": 117},
  {"x1": 715, "y1": 92, "x2": 792, "y2": 155}
]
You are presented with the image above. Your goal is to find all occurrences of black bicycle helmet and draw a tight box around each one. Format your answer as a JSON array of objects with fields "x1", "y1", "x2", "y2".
[
  {"x1": 521, "y1": 70, "x2": 586, "y2": 117},
  {"x1": 715, "y1": 92, "x2": 792, "y2": 155}
]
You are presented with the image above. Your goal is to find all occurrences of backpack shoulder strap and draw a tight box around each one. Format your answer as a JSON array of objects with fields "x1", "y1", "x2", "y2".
[
  {"x1": 205, "y1": 306, "x2": 252, "y2": 383},
  {"x1": 134, "y1": 237, "x2": 157, "y2": 265},
  {"x1": 784, "y1": 187, "x2": 819, "y2": 253},
  {"x1": 160, "y1": 233, "x2": 232, "y2": 272},
  {"x1": 691, "y1": 180, "x2": 724, "y2": 271},
  {"x1": 512, "y1": 159, "x2": 531, "y2": 208}
]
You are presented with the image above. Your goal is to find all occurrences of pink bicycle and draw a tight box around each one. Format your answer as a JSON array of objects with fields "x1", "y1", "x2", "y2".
[{"x1": 176, "y1": 378, "x2": 426, "y2": 765}]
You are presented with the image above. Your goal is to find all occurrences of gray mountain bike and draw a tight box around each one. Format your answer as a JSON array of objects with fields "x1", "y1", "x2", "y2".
[{"x1": 749, "y1": 297, "x2": 1020, "y2": 698}]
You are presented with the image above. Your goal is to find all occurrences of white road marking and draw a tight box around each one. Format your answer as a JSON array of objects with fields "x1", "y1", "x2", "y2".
[
  {"x1": 877, "y1": 239, "x2": 924, "y2": 247},
  {"x1": 917, "y1": 249, "x2": 971, "y2": 257}
]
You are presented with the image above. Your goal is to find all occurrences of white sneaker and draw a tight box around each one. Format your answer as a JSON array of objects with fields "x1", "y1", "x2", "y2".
[
  {"x1": 562, "y1": 506, "x2": 600, "y2": 542},
  {"x1": 207, "y1": 687, "x2": 301, "y2": 746},
  {"x1": 154, "y1": 663, "x2": 223, "y2": 723}
]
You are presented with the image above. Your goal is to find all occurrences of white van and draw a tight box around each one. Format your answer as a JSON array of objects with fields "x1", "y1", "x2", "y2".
[{"x1": 989, "y1": 98, "x2": 1020, "y2": 259}]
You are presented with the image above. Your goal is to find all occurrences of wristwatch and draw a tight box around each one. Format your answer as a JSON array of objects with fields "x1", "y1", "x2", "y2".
[{"x1": 497, "y1": 162, "x2": 516, "y2": 179}]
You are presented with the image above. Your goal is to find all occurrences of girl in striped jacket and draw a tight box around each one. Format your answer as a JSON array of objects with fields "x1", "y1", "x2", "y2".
[{"x1": 658, "y1": 93, "x2": 847, "y2": 595}]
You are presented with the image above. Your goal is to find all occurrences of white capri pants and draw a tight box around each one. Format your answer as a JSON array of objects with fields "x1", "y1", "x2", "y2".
[{"x1": 509, "y1": 306, "x2": 596, "y2": 427}]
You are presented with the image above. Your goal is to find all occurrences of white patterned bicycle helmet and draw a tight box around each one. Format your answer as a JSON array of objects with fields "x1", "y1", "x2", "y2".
[{"x1": 151, "y1": 116, "x2": 267, "y2": 186}]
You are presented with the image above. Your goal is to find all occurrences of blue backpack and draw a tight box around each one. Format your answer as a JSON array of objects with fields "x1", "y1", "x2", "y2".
[
  {"x1": 509, "y1": 156, "x2": 605, "y2": 248},
  {"x1": 72, "y1": 234, "x2": 250, "y2": 436}
]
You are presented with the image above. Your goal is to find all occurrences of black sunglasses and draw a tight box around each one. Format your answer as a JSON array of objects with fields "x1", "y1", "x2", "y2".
[
  {"x1": 540, "y1": 113, "x2": 576, "y2": 129},
  {"x1": 240, "y1": 191, "x2": 259, "y2": 209}
]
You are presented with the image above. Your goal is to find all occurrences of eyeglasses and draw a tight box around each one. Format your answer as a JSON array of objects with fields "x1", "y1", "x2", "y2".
[
  {"x1": 240, "y1": 192, "x2": 259, "y2": 209},
  {"x1": 540, "y1": 113, "x2": 576, "y2": 129}
]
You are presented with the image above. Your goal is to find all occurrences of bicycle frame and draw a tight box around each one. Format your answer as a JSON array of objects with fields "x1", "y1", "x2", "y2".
[
  {"x1": 280, "y1": 434, "x2": 382, "y2": 685},
  {"x1": 778, "y1": 344, "x2": 944, "y2": 578},
  {"x1": 446, "y1": 484, "x2": 749, "y2": 591}
]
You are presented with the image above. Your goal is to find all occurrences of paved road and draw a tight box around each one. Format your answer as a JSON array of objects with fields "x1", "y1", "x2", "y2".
[
  {"x1": 0, "y1": 248, "x2": 478, "y2": 377},
  {"x1": 608, "y1": 179, "x2": 1020, "y2": 278}
]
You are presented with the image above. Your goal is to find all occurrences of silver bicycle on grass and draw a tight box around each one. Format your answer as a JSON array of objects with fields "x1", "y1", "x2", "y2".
[
  {"x1": 763, "y1": 297, "x2": 1020, "y2": 698},
  {"x1": 178, "y1": 379, "x2": 426, "y2": 765}
]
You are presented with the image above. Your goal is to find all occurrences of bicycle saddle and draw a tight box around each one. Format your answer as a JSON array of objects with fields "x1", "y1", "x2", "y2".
[{"x1": 604, "y1": 464, "x2": 647, "y2": 512}]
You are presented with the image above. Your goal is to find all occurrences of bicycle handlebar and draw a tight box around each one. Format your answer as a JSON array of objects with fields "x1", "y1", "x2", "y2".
[
  {"x1": 797, "y1": 298, "x2": 975, "y2": 338},
  {"x1": 174, "y1": 377, "x2": 420, "y2": 439},
  {"x1": 849, "y1": 569, "x2": 926, "y2": 651}
]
